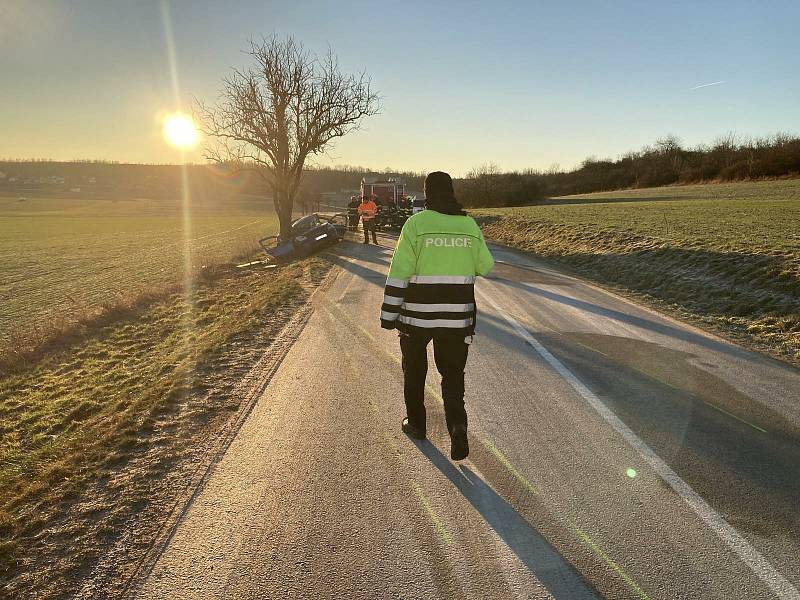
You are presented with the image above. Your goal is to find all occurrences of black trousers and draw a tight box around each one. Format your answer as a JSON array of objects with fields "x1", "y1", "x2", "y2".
[
  {"x1": 400, "y1": 332, "x2": 470, "y2": 433},
  {"x1": 362, "y1": 219, "x2": 378, "y2": 243}
]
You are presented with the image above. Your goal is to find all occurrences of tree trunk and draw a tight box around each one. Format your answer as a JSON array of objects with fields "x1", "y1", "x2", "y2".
[{"x1": 273, "y1": 185, "x2": 294, "y2": 242}]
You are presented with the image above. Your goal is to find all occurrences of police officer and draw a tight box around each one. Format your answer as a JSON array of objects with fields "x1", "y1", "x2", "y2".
[{"x1": 379, "y1": 172, "x2": 494, "y2": 460}]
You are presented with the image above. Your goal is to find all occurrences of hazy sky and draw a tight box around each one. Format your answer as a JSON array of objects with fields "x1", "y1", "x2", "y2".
[{"x1": 1, "y1": 0, "x2": 798, "y2": 175}]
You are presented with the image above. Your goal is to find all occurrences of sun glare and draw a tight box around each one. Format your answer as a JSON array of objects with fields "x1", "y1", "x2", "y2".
[{"x1": 162, "y1": 112, "x2": 199, "y2": 149}]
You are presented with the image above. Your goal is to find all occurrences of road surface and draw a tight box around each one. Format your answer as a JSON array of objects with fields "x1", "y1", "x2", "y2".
[{"x1": 134, "y1": 233, "x2": 800, "y2": 599}]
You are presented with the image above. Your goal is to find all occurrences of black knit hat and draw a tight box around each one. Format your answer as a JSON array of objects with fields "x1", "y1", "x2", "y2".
[{"x1": 424, "y1": 171, "x2": 455, "y2": 200}]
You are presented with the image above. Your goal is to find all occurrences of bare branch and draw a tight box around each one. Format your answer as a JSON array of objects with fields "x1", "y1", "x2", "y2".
[{"x1": 194, "y1": 35, "x2": 380, "y2": 238}]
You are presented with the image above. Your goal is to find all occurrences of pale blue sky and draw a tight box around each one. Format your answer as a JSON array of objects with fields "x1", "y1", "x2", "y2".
[{"x1": 1, "y1": 0, "x2": 798, "y2": 175}]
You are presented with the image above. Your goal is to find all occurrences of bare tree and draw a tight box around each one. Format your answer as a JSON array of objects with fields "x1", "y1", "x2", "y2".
[
  {"x1": 196, "y1": 36, "x2": 380, "y2": 239},
  {"x1": 655, "y1": 134, "x2": 685, "y2": 179}
]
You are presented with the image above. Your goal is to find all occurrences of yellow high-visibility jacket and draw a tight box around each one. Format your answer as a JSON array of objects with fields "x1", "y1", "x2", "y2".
[{"x1": 380, "y1": 208, "x2": 494, "y2": 336}]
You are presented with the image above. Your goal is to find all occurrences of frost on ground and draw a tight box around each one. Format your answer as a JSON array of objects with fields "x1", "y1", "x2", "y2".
[
  {"x1": 0, "y1": 254, "x2": 334, "y2": 600},
  {"x1": 475, "y1": 185, "x2": 800, "y2": 365}
]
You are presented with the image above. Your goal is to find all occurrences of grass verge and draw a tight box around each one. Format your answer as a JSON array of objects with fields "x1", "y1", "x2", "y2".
[
  {"x1": 0, "y1": 262, "x2": 236, "y2": 374},
  {"x1": 474, "y1": 193, "x2": 799, "y2": 365},
  {"x1": 0, "y1": 253, "x2": 333, "y2": 599}
]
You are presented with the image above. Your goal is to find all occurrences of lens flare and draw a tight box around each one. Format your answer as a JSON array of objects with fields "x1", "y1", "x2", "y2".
[{"x1": 162, "y1": 112, "x2": 199, "y2": 149}]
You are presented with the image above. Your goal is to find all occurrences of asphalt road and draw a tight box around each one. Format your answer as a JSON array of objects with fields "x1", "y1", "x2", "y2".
[{"x1": 134, "y1": 232, "x2": 800, "y2": 599}]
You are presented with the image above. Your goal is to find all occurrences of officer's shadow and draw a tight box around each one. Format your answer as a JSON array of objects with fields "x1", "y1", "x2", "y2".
[{"x1": 411, "y1": 440, "x2": 598, "y2": 599}]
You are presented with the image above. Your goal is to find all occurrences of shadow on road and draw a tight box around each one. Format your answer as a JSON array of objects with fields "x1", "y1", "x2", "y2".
[
  {"x1": 325, "y1": 244, "x2": 390, "y2": 284},
  {"x1": 327, "y1": 243, "x2": 754, "y2": 370},
  {"x1": 490, "y1": 276, "x2": 762, "y2": 362},
  {"x1": 413, "y1": 441, "x2": 600, "y2": 600},
  {"x1": 540, "y1": 331, "x2": 800, "y2": 535},
  {"x1": 475, "y1": 284, "x2": 800, "y2": 540}
]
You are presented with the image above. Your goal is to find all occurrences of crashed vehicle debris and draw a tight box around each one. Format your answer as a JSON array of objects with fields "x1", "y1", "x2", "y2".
[
  {"x1": 261, "y1": 213, "x2": 348, "y2": 262},
  {"x1": 241, "y1": 213, "x2": 347, "y2": 267}
]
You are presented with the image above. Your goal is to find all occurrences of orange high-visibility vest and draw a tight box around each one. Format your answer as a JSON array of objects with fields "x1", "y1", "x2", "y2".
[{"x1": 358, "y1": 200, "x2": 377, "y2": 220}]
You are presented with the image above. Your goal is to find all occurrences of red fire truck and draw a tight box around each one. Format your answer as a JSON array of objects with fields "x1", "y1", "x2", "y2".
[
  {"x1": 361, "y1": 177, "x2": 406, "y2": 206},
  {"x1": 360, "y1": 178, "x2": 412, "y2": 229}
]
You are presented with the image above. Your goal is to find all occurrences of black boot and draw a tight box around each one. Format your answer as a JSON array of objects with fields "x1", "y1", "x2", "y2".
[
  {"x1": 450, "y1": 424, "x2": 468, "y2": 460},
  {"x1": 401, "y1": 418, "x2": 426, "y2": 440}
]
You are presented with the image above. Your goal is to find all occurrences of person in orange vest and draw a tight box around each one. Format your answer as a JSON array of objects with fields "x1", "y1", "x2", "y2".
[{"x1": 358, "y1": 194, "x2": 378, "y2": 244}]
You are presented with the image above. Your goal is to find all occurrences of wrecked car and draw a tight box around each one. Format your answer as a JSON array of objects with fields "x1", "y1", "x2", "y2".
[{"x1": 258, "y1": 213, "x2": 347, "y2": 264}]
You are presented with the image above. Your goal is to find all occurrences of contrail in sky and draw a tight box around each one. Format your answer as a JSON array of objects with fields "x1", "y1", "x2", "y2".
[{"x1": 690, "y1": 80, "x2": 725, "y2": 90}]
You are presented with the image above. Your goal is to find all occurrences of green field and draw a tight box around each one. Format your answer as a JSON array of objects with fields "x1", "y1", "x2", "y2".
[
  {"x1": 0, "y1": 196, "x2": 278, "y2": 340},
  {"x1": 476, "y1": 179, "x2": 800, "y2": 361},
  {"x1": 551, "y1": 179, "x2": 800, "y2": 205},
  {"x1": 526, "y1": 181, "x2": 800, "y2": 255}
]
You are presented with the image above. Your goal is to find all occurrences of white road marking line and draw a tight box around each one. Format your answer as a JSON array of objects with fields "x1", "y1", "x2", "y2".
[
  {"x1": 476, "y1": 283, "x2": 800, "y2": 600},
  {"x1": 336, "y1": 269, "x2": 357, "y2": 302}
]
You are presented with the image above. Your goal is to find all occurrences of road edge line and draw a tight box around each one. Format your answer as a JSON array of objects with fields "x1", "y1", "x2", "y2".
[{"x1": 477, "y1": 284, "x2": 800, "y2": 600}]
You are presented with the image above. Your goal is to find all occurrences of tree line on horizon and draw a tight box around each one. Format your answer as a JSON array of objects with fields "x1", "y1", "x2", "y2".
[
  {"x1": 3, "y1": 132, "x2": 799, "y2": 207},
  {"x1": 455, "y1": 132, "x2": 800, "y2": 207},
  {"x1": 0, "y1": 160, "x2": 423, "y2": 201}
]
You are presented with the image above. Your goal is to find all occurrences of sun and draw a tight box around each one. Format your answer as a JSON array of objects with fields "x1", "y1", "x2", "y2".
[{"x1": 162, "y1": 112, "x2": 199, "y2": 149}]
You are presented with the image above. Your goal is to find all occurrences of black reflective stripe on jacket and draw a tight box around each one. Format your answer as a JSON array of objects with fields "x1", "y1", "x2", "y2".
[{"x1": 380, "y1": 276, "x2": 477, "y2": 336}]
